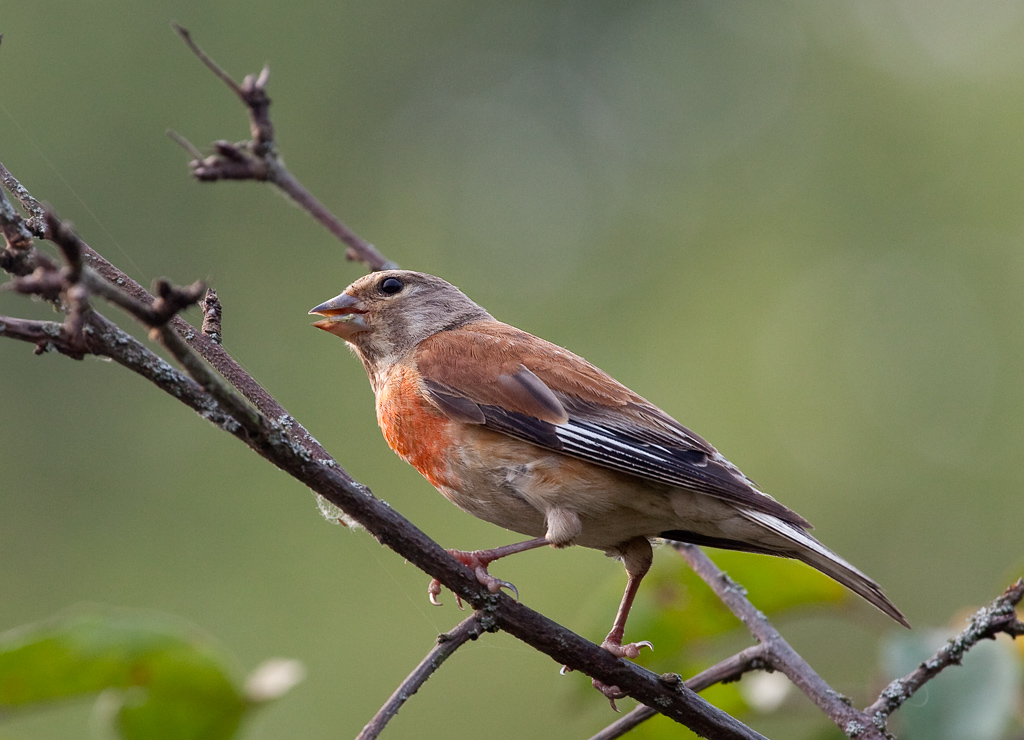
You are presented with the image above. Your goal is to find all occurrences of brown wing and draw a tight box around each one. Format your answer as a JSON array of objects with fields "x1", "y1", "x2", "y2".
[{"x1": 415, "y1": 321, "x2": 808, "y2": 527}]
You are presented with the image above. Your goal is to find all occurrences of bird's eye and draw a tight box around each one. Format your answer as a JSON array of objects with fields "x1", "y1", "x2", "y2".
[{"x1": 380, "y1": 277, "x2": 404, "y2": 295}]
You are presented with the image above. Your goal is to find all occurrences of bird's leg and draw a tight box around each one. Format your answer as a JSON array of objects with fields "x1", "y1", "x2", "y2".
[
  {"x1": 590, "y1": 537, "x2": 654, "y2": 707},
  {"x1": 600, "y1": 568, "x2": 653, "y2": 658},
  {"x1": 429, "y1": 536, "x2": 548, "y2": 606}
]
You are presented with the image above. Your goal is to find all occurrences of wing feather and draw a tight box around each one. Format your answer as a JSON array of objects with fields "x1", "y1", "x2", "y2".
[{"x1": 416, "y1": 321, "x2": 807, "y2": 526}]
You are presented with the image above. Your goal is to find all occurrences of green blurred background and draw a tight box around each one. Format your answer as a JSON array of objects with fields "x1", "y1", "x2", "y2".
[{"x1": 2, "y1": 1, "x2": 1023, "y2": 738}]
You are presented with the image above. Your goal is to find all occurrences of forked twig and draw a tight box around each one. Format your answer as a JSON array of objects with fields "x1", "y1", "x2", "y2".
[{"x1": 169, "y1": 24, "x2": 395, "y2": 272}]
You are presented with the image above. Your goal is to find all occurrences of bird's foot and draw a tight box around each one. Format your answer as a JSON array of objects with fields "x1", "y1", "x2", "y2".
[
  {"x1": 600, "y1": 637, "x2": 654, "y2": 660},
  {"x1": 558, "y1": 665, "x2": 625, "y2": 710},
  {"x1": 557, "y1": 637, "x2": 652, "y2": 710},
  {"x1": 590, "y1": 637, "x2": 653, "y2": 709},
  {"x1": 591, "y1": 678, "x2": 627, "y2": 711},
  {"x1": 428, "y1": 548, "x2": 519, "y2": 606}
]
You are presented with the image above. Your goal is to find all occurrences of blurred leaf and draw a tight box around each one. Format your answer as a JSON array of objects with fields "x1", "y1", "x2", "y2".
[
  {"x1": 629, "y1": 548, "x2": 848, "y2": 658},
  {"x1": 881, "y1": 629, "x2": 1022, "y2": 740},
  {"x1": 0, "y1": 607, "x2": 292, "y2": 740}
]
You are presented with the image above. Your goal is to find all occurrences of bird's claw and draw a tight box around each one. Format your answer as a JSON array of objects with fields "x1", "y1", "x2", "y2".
[
  {"x1": 428, "y1": 578, "x2": 443, "y2": 606},
  {"x1": 592, "y1": 678, "x2": 626, "y2": 711},
  {"x1": 428, "y1": 578, "x2": 465, "y2": 608},
  {"x1": 452, "y1": 548, "x2": 520, "y2": 600},
  {"x1": 479, "y1": 572, "x2": 518, "y2": 601}
]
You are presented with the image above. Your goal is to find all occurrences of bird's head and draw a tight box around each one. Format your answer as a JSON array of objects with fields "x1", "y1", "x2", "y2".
[{"x1": 310, "y1": 270, "x2": 492, "y2": 378}]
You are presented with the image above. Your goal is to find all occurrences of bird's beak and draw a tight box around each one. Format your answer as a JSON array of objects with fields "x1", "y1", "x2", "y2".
[{"x1": 309, "y1": 292, "x2": 369, "y2": 339}]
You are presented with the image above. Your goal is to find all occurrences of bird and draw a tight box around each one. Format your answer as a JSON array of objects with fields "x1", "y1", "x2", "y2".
[{"x1": 309, "y1": 270, "x2": 908, "y2": 697}]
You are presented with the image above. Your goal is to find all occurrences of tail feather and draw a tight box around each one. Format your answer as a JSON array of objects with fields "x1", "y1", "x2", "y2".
[{"x1": 739, "y1": 509, "x2": 910, "y2": 628}]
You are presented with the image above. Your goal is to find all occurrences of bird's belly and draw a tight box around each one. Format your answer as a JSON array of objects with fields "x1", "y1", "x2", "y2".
[
  {"x1": 448, "y1": 426, "x2": 681, "y2": 549},
  {"x1": 435, "y1": 479, "x2": 549, "y2": 539}
]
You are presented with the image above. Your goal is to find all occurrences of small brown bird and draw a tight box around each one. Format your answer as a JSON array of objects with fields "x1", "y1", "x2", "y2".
[{"x1": 310, "y1": 270, "x2": 907, "y2": 694}]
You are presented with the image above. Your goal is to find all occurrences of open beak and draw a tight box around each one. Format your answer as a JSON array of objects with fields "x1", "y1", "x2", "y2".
[{"x1": 309, "y1": 292, "x2": 369, "y2": 340}]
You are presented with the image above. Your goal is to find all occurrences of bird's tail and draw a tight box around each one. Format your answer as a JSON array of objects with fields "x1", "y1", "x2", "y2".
[{"x1": 740, "y1": 509, "x2": 910, "y2": 628}]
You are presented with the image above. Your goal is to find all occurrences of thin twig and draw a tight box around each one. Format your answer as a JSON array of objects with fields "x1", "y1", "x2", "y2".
[
  {"x1": 166, "y1": 128, "x2": 205, "y2": 161},
  {"x1": 62, "y1": 283, "x2": 91, "y2": 355},
  {"x1": 43, "y1": 211, "x2": 84, "y2": 282},
  {"x1": 356, "y1": 615, "x2": 485, "y2": 740},
  {"x1": 172, "y1": 23, "x2": 244, "y2": 98},
  {"x1": 5, "y1": 266, "x2": 65, "y2": 301},
  {"x1": 266, "y1": 165, "x2": 396, "y2": 270},
  {"x1": 0, "y1": 182, "x2": 54, "y2": 279}
]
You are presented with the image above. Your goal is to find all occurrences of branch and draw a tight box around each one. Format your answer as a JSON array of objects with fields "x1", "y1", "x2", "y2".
[{"x1": 356, "y1": 615, "x2": 485, "y2": 740}]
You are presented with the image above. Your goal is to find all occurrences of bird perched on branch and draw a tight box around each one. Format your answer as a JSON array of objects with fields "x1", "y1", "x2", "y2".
[{"x1": 310, "y1": 270, "x2": 907, "y2": 698}]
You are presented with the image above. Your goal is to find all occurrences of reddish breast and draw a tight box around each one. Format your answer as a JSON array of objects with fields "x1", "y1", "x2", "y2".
[{"x1": 376, "y1": 365, "x2": 459, "y2": 489}]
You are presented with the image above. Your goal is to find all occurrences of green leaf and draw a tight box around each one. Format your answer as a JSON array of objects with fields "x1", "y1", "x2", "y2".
[
  {"x1": 0, "y1": 607, "x2": 285, "y2": 740},
  {"x1": 881, "y1": 629, "x2": 1022, "y2": 740}
]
